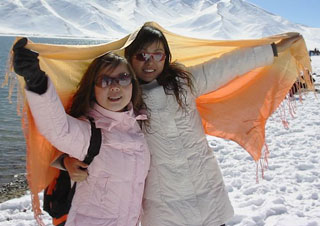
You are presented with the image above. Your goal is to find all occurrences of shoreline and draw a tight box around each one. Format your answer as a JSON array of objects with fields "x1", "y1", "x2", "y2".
[{"x1": 0, "y1": 174, "x2": 28, "y2": 203}]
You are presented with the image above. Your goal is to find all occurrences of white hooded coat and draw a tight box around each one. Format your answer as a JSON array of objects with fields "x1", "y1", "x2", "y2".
[{"x1": 140, "y1": 45, "x2": 274, "y2": 226}]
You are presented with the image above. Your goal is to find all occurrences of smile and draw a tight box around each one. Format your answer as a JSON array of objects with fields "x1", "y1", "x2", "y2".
[
  {"x1": 108, "y1": 96, "x2": 122, "y2": 102},
  {"x1": 143, "y1": 69, "x2": 155, "y2": 73}
]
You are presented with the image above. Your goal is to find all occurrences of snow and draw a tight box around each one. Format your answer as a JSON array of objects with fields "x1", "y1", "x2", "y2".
[
  {"x1": 0, "y1": 55, "x2": 319, "y2": 225},
  {"x1": 211, "y1": 56, "x2": 320, "y2": 226},
  {"x1": 1, "y1": 0, "x2": 320, "y2": 48}
]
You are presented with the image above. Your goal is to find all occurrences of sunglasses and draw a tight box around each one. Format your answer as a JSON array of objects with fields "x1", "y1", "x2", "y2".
[
  {"x1": 96, "y1": 73, "x2": 132, "y2": 88},
  {"x1": 135, "y1": 52, "x2": 166, "y2": 62}
]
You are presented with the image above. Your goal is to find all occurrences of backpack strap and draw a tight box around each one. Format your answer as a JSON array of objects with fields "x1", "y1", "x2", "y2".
[
  {"x1": 83, "y1": 116, "x2": 102, "y2": 165},
  {"x1": 66, "y1": 117, "x2": 101, "y2": 210},
  {"x1": 43, "y1": 116, "x2": 102, "y2": 222},
  {"x1": 71, "y1": 117, "x2": 101, "y2": 206}
]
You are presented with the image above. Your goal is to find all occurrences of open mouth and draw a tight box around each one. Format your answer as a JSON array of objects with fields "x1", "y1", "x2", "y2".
[
  {"x1": 108, "y1": 96, "x2": 122, "y2": 102},
  {"x1": 143, "y1": 69, "x2": 155, "y2": 73}
]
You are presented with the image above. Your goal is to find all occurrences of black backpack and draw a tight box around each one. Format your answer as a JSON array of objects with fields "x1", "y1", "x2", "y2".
[{"x1": 43, "y1": 117, "x2": 101, "y2": 225}]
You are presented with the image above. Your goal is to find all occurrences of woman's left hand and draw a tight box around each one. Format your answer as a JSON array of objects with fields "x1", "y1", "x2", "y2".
[
  {"x1": 275, "y1": 32, "x2": 302, "y2": 53},
  {"x1": 64, "y1": 156, "x2": 89, "y2": 182}
]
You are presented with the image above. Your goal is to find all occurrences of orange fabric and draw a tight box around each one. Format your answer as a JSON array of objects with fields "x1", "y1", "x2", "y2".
[
  {"x1": 196, "y1": 39, "x2": 312, "y2": 161},
  {"x1": 53, "y1": 214, "x2": 68, "y2": 226},
  {"x1": 45, "y1": 174, "x2": 58, "y2": 195},
  {"x1": 6, "y1": 21, "x2": 312, "y2": 223}
]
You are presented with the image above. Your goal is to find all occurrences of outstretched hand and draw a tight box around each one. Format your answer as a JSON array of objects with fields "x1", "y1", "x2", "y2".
[
  {"x1": 64, "y1": 156, "x2": 89, "y2": 182},
  {"x1": 275, "y1": 32, "x2": 302, "y2": 53},
  {"x1": 12, "y1": 37, "x2": 47, "y2": 94},
  {"x1": 13, "y1": 38, "x2": 42, "y2": 79}
]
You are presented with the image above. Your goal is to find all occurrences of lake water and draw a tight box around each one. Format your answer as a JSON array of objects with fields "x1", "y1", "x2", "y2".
[{"x1": 0, "y1": 36, "x2": 107, "y2": 187}]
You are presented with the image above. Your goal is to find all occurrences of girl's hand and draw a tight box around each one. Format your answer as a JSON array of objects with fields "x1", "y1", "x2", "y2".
[
  {"x1": 64, "y1": 156, "x2": 89, "y2": 182},
  {"x1": 275, "y1": 32, "x2": 302, "y2": 53},
  {"x1": 12, "y1": 37, "x2": 48, "y2": 94}
]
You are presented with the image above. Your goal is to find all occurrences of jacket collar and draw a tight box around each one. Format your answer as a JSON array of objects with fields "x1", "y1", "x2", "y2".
[
  {"x1": 92, "y1": 102, "x2": 134, "y2": 121},
  {"x1": 91, "y1": 102, "x2": 147, "y2": 121},
  {"x1": 140, "y1": 79, "x2": 159, "y2": 91}
]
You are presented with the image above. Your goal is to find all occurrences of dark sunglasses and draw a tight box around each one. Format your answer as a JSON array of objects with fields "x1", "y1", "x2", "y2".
[
  {"x1": 135, "y1": 52, "x2": 166, "y2": 62},
  {"x1": 96, "y1": 73, "x2": 132, "y2": 88}
]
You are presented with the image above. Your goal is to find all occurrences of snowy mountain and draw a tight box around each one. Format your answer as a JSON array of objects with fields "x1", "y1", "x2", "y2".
[{"x1": 1, "y1": 0, "x2": 319, "y2": 48}]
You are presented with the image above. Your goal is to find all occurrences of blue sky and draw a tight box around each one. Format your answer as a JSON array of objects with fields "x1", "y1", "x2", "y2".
[{"x1": 246, "y1": 0, "x2": 320, "y2": 28}]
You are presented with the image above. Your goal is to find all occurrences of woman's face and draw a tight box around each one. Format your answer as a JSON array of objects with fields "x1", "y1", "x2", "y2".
[
  {"x1": 131, "y1": 41, "x2": 166, "y2": 83},
  {"x1": 94, "y1": 63, "x2": 132, "y2": 112}
]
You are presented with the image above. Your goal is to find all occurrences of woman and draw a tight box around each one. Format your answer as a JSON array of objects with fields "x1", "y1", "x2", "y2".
[{"x1": 13, "y1": 40, "x2": 150, "y2": 226}]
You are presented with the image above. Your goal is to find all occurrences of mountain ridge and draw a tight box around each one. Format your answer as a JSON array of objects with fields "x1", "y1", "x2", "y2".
[{"x1": 0, "y1": 0, "x2": 319, "y2": 48}]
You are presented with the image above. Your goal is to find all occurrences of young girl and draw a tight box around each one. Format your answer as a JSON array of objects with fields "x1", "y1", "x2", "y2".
[
  {"x1": 12, "y1": 38, "x2": 150, "y2": 226},
  {"x1": 66, "y1": 25, "x2": 300, "y2": 226}
]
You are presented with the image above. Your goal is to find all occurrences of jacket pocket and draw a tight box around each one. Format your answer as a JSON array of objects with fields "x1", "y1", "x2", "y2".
[
  {"x1": 76, "y1": 176, "x2": 120, "y2": 219},
  {"x1": 93, "y1": 176, "x2": 120, "y2": 217},
  {"x1": 202, "y1": 152, "x2": 224, "y2": 187}
]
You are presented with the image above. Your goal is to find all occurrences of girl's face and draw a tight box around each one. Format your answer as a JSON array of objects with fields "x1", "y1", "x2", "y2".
[
  {"x1": 131, "y1": 41, "x2": 166, "y2": 83},
  {"x1": 94, "y1": 63, "x2": 132, "y2": 112}
]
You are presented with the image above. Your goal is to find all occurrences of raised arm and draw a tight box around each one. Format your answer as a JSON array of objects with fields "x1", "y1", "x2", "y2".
[
  {"x1": 188, "y1": 34, "x2": 302, "y2": 97},
  {"x1": 188, "y1": 44, "x2": 274, "y2": 97},
  {"x1": 13, "y1": 38, "x2": 91, "y2": 161}
]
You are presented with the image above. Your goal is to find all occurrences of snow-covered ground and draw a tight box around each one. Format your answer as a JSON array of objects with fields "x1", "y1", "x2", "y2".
[{"x1": 1, "y1": 57, "x2": 319, "y2": 226}]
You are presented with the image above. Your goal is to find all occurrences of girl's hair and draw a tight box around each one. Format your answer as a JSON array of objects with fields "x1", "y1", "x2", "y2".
[
  {"x1": 69, "y1": 52, "x2": 145, "y2": 118},
  {"x1": 125, "y1": 25, "x2": 194, "y2": 109}
]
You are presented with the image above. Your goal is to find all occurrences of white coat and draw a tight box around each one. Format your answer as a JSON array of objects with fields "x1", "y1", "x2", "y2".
[{"x1": 140, "y1": 45, "x2": 274, "y2": 226}]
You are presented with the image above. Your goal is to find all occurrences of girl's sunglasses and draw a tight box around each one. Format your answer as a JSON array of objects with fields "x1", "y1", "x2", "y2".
[
  {"x1": 135, "y1": 52, "x2": 166, "y2": 62},
  {"x1": 96, "y1": 73, "x2": 132, "y2": 88}
]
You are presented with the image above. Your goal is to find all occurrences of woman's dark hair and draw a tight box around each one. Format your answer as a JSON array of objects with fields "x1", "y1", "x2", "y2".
[
  {"x1": 69, "y1": 52, "x2": 145, "y2": 118},
  {"x1": 125, "y1": 25, "x2": 194, "y2": 109}
]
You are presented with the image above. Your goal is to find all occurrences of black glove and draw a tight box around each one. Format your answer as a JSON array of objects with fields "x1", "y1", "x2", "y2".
[{"x1": 13, "y1": 38, "x2": 48, "y2": 94}]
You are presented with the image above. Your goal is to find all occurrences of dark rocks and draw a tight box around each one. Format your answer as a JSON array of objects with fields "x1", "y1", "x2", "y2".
[{"x1": 0, "y1": 174, "x2": 28, "y2": 203}]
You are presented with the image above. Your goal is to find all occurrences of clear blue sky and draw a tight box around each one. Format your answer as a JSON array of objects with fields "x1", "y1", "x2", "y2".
[{"x1": 245, "y1": 0, "x2": 320, "y2": 28}]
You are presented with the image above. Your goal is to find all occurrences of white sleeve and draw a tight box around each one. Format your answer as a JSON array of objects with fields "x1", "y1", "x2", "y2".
[
  {"x1": 50, "y1": 153, "x2": 68, "y2": 170},
  {"x1": 188, "y1": 44, "x2": 274, "y2": 97}
]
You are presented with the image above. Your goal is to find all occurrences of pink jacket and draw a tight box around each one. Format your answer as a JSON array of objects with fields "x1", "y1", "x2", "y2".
[{"x1": 25, "y1": 79, "x2": 150, "y2": 226}]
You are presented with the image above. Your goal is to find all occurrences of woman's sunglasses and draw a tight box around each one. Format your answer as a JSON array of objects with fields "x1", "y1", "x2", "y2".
[
  {"x1": 135, "y1": 52, "x2": 166, "y2": 62},
  {"x1": 96, "y1": 73, "x2": 132, "y2": 88}
]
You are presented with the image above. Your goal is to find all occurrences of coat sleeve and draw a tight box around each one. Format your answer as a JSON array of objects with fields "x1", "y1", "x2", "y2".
[
  {"x1": 188, "y1": 44, "x2": 274, "y2": 97},
  {"x1": 50, "y1": 153, "x2": 68, "y2": 170},
  {"x1": 25, "y1": 78, "x2": 91, "y2": 161}
]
